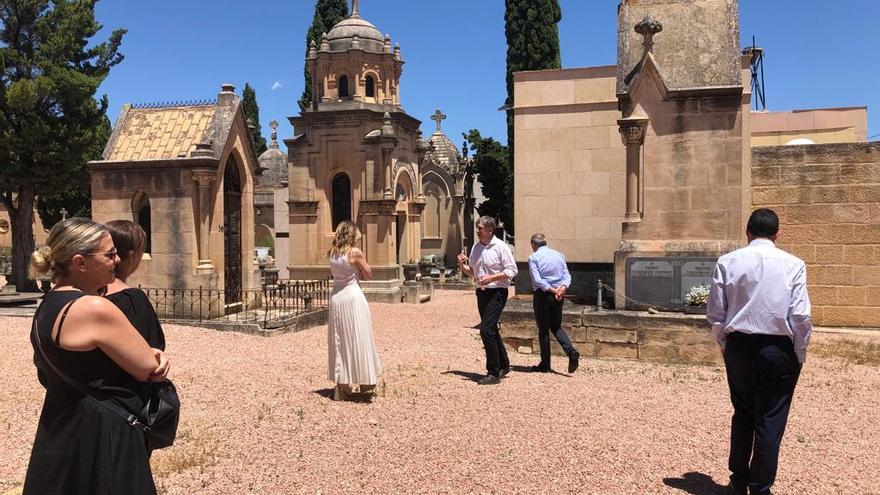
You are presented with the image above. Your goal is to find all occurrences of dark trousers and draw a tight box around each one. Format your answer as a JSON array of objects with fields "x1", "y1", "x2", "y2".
[
  {"x1": 724, "y1": 332, "x2": 802, "y2": 495},
  {"x1": 533, "y1": 290, "x2": 576, "y2": 367},
  {"x1": 476, "y1": 288, "x2": 510, "y2": 377}
]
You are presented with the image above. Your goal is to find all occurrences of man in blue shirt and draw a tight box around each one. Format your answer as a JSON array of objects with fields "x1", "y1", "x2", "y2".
[{"x1": 527, "y1": 233, "x2": 579, "y2": 374}]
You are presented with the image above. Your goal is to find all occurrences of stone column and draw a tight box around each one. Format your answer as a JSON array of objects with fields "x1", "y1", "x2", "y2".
[
  {"x1": 192, "y1": 170, "x2": 216, "y2": 273},
  {"x1": 617, "y1": 115, "x2": 650, "y2": 223}
]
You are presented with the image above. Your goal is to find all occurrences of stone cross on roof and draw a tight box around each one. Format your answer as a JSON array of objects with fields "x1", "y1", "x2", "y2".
[
  {"x1": 431, "y1": 109, "x2": 446, "y2": 133},
  {"x1": 269, "y1": 120, "x2": 279, "y2": 149},
  {"x1": 635, "y1": 15, "x2": 662, "y2": 54},
  {"x1": 60, "y1": 208, "x2": 68, "y2": 220}
]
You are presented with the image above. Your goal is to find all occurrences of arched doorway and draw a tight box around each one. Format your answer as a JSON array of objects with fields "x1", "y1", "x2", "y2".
[
  {"x1": 331, "y1": 173, "x2": 351, "y2": 231},
  {"x1": 224, "y1": 158, "x2": 242, "y2": 305}
]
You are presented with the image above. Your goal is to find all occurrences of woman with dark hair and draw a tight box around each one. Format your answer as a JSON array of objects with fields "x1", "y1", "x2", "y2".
[
  {"x1": 25, "y1": 218, "x2": 168, "y2": 494},
  {"x1": 104, "y1": 220, "x2": 166, "y2": 350},
  {"x1": 327, "y1": 220, "x2": 381, "y2": 401}
]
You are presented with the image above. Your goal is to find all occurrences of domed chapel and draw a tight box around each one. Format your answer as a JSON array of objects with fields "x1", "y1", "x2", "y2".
[{"x1": 286, "y1": 0, "x2": 428, "y2": 303}]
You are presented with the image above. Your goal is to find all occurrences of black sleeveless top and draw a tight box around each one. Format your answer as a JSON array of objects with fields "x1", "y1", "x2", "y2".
[
  {"x1": 32, "y1": 290, "x2": 145, "y2": 412},
  {"x1": 105, "y1": 287, "x2": 166, "y2": 350}
]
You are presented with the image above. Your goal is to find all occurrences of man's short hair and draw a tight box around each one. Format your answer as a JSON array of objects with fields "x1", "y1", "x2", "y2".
[
  {"x1": 747, "y1": 208, "x2": 779, "y2": 238},
  {"x1": 530, "y1": 233, "x2": 547, "y2": 247},
  {"x1": 476, "y1": 215, "x2": 496, "y2": 232}
]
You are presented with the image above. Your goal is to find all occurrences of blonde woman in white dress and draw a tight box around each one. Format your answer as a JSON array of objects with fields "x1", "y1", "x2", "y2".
[{"x1": 327, "y1": 221, "x2": 381, "y2": 401}]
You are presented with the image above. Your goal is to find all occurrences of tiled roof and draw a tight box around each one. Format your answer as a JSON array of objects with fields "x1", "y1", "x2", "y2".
[{"x1": 104, "y1": 105, "x2": 217, "y2": 161}]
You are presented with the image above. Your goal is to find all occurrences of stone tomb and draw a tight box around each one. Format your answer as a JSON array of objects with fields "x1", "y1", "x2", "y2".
[{"x1": 625, "y1": 256, "x2": 716, "y2": 309}]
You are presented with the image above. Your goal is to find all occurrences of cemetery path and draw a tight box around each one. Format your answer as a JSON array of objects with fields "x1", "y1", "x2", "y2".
[{"x1": 1, "y1": 289, "x2": 879, "y2": 494}]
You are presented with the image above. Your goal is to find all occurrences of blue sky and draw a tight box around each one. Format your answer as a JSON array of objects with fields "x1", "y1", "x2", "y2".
[{"x1": 95, "y1": 1, "x2": 880, "y2": 151}]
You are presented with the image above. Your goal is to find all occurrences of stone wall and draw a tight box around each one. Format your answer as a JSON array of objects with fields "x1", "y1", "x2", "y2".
[
  {"x1": 512, "y1": 66, "x2": 625, "y2": 265},
  {"x1": 500, "y1": 298, "x2": 721, "y2": 366},
  {"x1": 752, "y1": 142, "x2": 880, "y2": 327}
]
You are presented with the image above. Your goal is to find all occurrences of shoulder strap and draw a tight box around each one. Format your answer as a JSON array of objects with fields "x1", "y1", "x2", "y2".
[
  {"x1": 31, "y1": 301, "x2": 148, "y2": 431},
  {"x1": 54, "y1": 296, "x2": 80, "y2": 345}
]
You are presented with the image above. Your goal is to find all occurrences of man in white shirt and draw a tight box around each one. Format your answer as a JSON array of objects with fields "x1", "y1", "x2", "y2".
[
  {"x1": 457, "y1": 216, "x2": 518, "y2": 385},
  {"x1": 707, "y1": 208, "x2": 812, "y2": 495}
]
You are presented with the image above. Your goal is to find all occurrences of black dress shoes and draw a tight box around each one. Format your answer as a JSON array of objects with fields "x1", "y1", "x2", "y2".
[
  {"x1": 568, "y1": 350, "x2": 580, "y2": 373},
  {"x1": 500, "y1": 366, "x2": 511, "y2": 378},
  {"x1": 477, "y1": 374, "x2": 501, "y2": 385}
]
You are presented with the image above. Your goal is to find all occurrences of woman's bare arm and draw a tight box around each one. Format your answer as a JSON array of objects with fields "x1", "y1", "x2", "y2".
[
  {"x1": 349, "y1": 248, "x2": 373, "y2": 280},
  {"x1": 56, "y1": 297, "x2": 161, "y2": 382}
]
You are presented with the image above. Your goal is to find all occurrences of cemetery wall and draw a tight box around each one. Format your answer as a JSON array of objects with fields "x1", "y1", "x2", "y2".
[{"x1": 751, "y1": 142, "x2": 880, "y2": 327}]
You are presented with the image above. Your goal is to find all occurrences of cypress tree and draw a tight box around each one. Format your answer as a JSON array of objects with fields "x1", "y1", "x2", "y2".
[
  {"x1": 298, "y1": 0, "x2": 349, "y2": 112},
  {"x1": 0, "y1": 0, "x2": 125, "y2": 290},
  {"x1": 242, "y1": 83, "x2": 268, "y2": 155}
]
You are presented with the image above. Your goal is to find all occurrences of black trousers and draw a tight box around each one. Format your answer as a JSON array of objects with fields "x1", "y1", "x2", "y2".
[
  {"x1": 533, "y1": 290, "x2": 576, "y2": 367},
  {"x1": 476, "y1": 288, "x2": 510, "y2": 377},
  {"x1": 724, "y1": 332, "x2": 802, "y2": 495}
]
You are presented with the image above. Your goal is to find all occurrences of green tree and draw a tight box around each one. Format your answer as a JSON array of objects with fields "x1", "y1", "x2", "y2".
[
  {"x1": 36, "y1": 115, "x2": 111, "y2": 227},
  {"x1": 464, "y1": 129, "x2": 512, "y2": 234},
  {"x1": 298, "y1": 0, "x2": 348, "y2": 112},
  {"x1": 0, "y1": 0, "x2": 125, "y2": 290},
  {"x1": 241, "y1": 83, "x2": 267, "y2": 155}
]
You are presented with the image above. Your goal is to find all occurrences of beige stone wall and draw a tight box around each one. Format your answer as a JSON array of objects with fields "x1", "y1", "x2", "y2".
[
  {"x1": 752, "y1": 142, "x2": 880, "y2": 327},
  {"x1": 751, "y1": 107, "x2": 867, "y2": 146},
  {"x1": 513, "y1": 66, "x2": 625, "y2": 262}
]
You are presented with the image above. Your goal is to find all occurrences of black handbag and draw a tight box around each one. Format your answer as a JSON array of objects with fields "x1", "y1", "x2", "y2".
[{"x1": 32, "y1": 298, "x2": 180, "y2": 450}]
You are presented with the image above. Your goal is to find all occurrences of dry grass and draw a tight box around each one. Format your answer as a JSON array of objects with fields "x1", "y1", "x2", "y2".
[{"x1": 811, "y1": 338, "x2": 880, "y2": 366}]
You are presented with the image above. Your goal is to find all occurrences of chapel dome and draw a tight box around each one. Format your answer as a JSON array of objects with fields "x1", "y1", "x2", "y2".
[
  {"x1": 326, "y1": 15, "x2": 385, "y2": 53},
  {"x1": 426, "y1": 131, "x2": 462, "y2": 175}
]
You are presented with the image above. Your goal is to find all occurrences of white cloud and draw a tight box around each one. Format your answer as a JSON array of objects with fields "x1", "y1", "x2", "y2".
[{"x1": 271, "y1": 81, "x2": 283, "y2": 90}]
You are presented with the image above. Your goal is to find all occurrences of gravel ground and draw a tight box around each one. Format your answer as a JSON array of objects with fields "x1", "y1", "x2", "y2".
[{"x1": 1, "y1": 289, "x2": 879, "y2": 494}]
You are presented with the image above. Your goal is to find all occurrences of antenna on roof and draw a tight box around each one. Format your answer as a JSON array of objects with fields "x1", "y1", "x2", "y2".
[{"x1": 743, "y1": 36, "x2": 766, "y2": 111}]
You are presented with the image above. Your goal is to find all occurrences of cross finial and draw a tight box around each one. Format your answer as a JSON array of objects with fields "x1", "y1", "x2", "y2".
[
  {"x1": 351, "y1": 0, "x2": 359, "y2": 18},
  {"x1": 635, "y1": 15, "x2": 663, "y2": 54},
  {"x1": 269, "y1": 120, "x2": 279, "y2": 149},
  {"x1": 59, "y1": 208, "x2": 68, "y2": 220},
  {"x1": 430, "y1": 109, "x2": 446, "y2": 133}
]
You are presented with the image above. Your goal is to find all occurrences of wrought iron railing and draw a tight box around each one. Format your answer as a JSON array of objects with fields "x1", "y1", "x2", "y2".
[{"x1": 139, "y1": 279, "x2": 330, "y2": 329}]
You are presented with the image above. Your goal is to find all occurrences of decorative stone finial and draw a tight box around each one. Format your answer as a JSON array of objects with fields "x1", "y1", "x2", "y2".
[
  {"x1": 381, "y1": 112, "x2": 394, "y2": 137},
  {"x1": 308, "y1": 40, "x2": 317, "y2": 58},
  {"x1": 320, "y1": 33, "x2": 330, "y2": 51},
  {"x1": 430, "y1": 109, "x2": 446, "y2": 133},
  {"x1": 221, "y1": 83, "x2": 235, "y2": 93},
  {"x1": 635, "y1": 15, "x2": 662, "y2": 54},
  {"x1": 351, "y1": 0, "x2": 359, "y2": 18},
  {"x1": 269, "y1": 120, "x2": 279, "y2": 149},
  {"x1": 384, "y1": 34, "x2": 391, "y2": 53}
]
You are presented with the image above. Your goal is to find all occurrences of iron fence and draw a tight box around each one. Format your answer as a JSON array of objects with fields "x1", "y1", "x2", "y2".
[{"x1": 140, "y1": 279, "x2": 330, "y2": 329}]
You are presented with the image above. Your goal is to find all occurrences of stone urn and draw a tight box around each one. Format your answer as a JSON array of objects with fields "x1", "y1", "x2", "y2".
[{"x1": 402, "y1": 263, "x2": 419, "y2": 282}]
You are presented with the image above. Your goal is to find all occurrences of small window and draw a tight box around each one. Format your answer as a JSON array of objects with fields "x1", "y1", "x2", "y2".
[
  {"x1": 331, "y1": 173, "x2": 351, "y2": 230},
  {"x1": 132, "y1": 193, "x2": 152, "y2": 254},
  {"x1": 338, "y1": 75, "x2": 349, "y2": 98},
  {"x1": 365, "y1": 75, "x2": 376, "y2": 98}
]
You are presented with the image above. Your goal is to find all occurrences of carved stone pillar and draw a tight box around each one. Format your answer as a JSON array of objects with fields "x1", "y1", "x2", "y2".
[
  {"x1": 618, "y1": 115, "x2": 650, "y2": 223},
  {"x1": 193, "y1": 170, "x2": 216, "y2": 273}
]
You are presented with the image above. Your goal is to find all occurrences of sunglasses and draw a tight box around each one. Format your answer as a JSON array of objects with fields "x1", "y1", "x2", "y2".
[{"x1": 83, "y1": 248, "x2": 118, "y2": 260}]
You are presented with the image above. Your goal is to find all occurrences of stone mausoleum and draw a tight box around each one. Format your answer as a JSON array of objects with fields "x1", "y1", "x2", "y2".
[
  {"x1": 511, "y1": 0, "x2": 879, "y2": 328},
  {"x1": 285, "y1": 1, "x2": 428, "y2": 303},
  {"x1": 89, "y1": 84, "x2": 260, "y2": 303}
]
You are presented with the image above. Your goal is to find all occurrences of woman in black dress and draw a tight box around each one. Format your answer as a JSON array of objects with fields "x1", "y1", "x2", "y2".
[
  {"x1": 104, "y1": 220, "x2": 166, "y2": 351},
  {"x1": 25, "y1": 218, "x2": 168, "y2": 495}
]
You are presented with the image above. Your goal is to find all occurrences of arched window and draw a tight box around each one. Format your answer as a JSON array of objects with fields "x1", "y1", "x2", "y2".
[
  {"x1": 132, "y1": 192, "x2": 152, "y2": 254},
  {"x1": 338, "y1": 75, "x2": 349, "y2": 98},
  {"x1": 331, "y1": 173, "x2": 351, "y2": 230},
  {"x1": 365, "y1": 75, "x2": 376, "y2": 98}
]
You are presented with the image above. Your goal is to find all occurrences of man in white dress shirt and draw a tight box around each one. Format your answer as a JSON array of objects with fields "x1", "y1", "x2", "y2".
[
  {"x1": 458, "y1": 216, "x2": 518, "y2": 385},
  {"x1": 707, "y1": 208, "x2": 813, "y2": 495}
]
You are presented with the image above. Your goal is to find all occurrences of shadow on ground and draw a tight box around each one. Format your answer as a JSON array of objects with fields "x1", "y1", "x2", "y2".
[
  {"x1": 441, "y1": 370, "x2": 484, "y2": 382},
  {"x1": 662, "y1": 472, "x2": 727, "y2": 494},
  {"x1": 509, "y1": 364, "x2": 570, "y2": 377}
]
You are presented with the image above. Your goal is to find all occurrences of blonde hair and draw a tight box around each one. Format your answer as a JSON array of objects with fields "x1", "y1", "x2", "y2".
[
  {"x1": 29, "y1": 218, "x2": 108, "y2": 281},
  {"x1": 327, "y1": 221, "x2": 362, "y2": 258}
]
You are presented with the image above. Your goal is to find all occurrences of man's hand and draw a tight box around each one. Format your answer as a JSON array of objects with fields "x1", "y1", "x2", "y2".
[
  {"x1": 555, "y1": 285, "x2": 567, "y2": 301},
  {"x1": 149, "y1": 348, "x2": 170, "y2": 382},
  {"x1": 478, "y1": 273, "x2": 497, "y2": 286},
  {"x1": 457, "y1": 253, "x2": 468, "y2": 266}
]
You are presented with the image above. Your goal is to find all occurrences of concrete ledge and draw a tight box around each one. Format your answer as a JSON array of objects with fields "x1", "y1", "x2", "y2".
[
  {"x1": 165, "y1": 308, "x2": 328, "y2": 337},
  {"x1": 500, "y1": 298, "x2": 722, "y2": 366}
]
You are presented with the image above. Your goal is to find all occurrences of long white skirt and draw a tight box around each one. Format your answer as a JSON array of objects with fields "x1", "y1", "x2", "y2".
[{"x1": 327, "y1": 284, "x2": 381, "y2": 385}]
